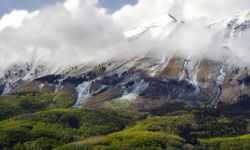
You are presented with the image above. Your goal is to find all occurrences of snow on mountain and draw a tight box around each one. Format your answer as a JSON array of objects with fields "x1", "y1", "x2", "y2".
[
  {"x1": 1, "y1": 11, "x2": 250, "y2": 109},
  {"x1": 124, "y1": 14, "x2": 182, "y2": 41},
  {"x1": 208, "y1": 10, "x2": 250, "y2": 39}
]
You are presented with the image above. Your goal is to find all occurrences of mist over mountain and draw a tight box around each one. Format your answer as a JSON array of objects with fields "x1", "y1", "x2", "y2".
[
  {"x1": 0, "y1": 0, "x2": 249, "y2": 108},
  {"x1": 1, "y1": 1, "x2": 250, "y2": 149},
  {"x1": 0, "y1": 0, "x2": 249, "y2": 74}
]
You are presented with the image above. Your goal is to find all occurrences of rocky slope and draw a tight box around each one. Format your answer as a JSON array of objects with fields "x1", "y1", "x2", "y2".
[
  {"x1": 0, "y1": 11, "x2": 250, "y2": 110},
  {"x1": 0, "y1": 55, "x2": 250, "y2": 110}
]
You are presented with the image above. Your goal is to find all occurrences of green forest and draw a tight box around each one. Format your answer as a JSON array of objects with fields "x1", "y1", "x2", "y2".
[{"x1": 1, "y1": 91, "x2": 250, "y2": 150}]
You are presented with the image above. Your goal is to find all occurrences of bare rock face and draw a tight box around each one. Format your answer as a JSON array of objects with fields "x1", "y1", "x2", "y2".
[{"x1": 1, "y1": 55, "x2": 250, "y2": 110}]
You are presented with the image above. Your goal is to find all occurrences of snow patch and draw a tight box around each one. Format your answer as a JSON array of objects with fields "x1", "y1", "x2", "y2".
[
  {"x1": 121, "y1": 80, "x2": 149, "y2": 101},
  {"x1": 149, "y1": 56, "x2": 170, "y2": 77},
  {"x1": 209, "y1": 62, "x2": 229, "y2": 108},
  {"x1": 124, "y1": 14, "x2": 180, "y2": 41},
  {"x1": 54, "y1": 80, "x2": 63, "y2": 93},
  {"x1": 73, "y1": 81, "x2": 92, "y2": 107},
  {"x1": 39, "y1": 83, "x2": 45, "y2": 90},
  {"x1": 1, "y1": 83, "x2": 12, "y2": 96},
  {"x1": 179, "y1": 58, "x2": 200, "y2": 93}
]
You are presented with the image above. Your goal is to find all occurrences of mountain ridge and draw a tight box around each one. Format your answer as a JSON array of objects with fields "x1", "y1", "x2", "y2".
[{"x1": 1, "y1": 10, "x2": 250, "y2": 109}]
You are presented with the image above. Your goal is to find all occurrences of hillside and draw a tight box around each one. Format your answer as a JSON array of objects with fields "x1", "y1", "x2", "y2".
[{"x1": 0, "y1": 1, "x2": 250, "y2": 149}]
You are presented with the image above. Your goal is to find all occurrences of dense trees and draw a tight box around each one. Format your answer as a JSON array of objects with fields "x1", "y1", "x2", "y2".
[
  {"x1": 0, "y1": 109, "x2": 141, "y2": 149},
  {"x1": 1, "y1": 93, "x2": 250, "y2": 149}
]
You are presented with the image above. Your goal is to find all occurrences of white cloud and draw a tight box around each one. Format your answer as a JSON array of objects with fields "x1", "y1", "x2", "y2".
[
  {"x1": 0, "y1": 0, "x2": 124, "y2": 71},
  {"x1": 0, "y1": 0, "x2": 250, "y2": 73},
  {"x1": 63, "y1": 0, "x2": 80, "y2": 12},
  {"x1": 182, "y1": 0, "x2": 250, "y2": 22},
  {"x1": 113, "y1": 0, "x2": 176, "y2": 30},
  {"x1": 114, "y1": 0, "x2": 250, "y2": 27},
  {"x1": 0, "y1": 10, "x2": 38, "y2": 32},
  {"x1": 113, "y1": 0, "x2": 250, "y2": 63}
]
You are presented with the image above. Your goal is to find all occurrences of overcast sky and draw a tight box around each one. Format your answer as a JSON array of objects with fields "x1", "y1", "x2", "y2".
[{"x1": 0, "y1": 0, "x2": 137, "y2": 17}]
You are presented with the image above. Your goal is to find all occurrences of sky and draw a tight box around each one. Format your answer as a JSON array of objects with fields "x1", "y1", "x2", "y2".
[
  {"x1": 0, "y1": 0, "x2": 249, "y2": 72},
  {"x1": 0, "y1": 0, "x2": 59, "y2": 17},
  {"x1": 99, "y1": 0, "x2": 137, "y2": 12},
  {"x1": 0, "y1": 0, "x2": 137, "y2": 17}
]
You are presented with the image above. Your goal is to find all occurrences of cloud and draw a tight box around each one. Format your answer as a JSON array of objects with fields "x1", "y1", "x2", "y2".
[
  {"x1": 182, "y1": 0, "x2": 250, "y2": 22},
  {"x1": 0, "y1": 0, "x2": 249, "y2": 73},
  {"x1": 113, "y1": 0, "x2": 250, "y2": 62},
  {"x1": 113, "y1": 0, "x2": 250, "y2": 27},
  {"x1": 228, "y1": 31, "x2": 250, "y2": 65},
  {"x1": 0, "y1": 0, "x2": 124, "y2": 72},
  {"x1": 0, "y1": 9, "x2": 38, "y2": 32}
]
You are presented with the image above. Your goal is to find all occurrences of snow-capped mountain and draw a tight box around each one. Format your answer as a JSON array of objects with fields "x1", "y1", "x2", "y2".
[
  {"x1": 208, "y1": 10, "x2": 250, "y2": 39},
  {"x1": 1, "y1": 11, "x2": 250, "y2": 110},
  {"x1": 123, "y1": 14, "x2": 184, "y2": 41}
]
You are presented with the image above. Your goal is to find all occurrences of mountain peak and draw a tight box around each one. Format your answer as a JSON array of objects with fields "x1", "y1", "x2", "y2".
[{"x1": 208, "y1": 10, "x2": 250, "y2": 38}]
